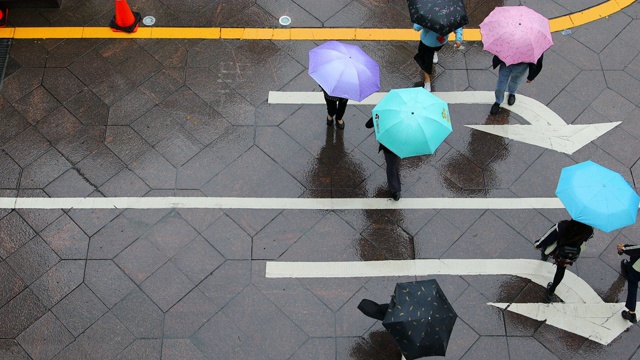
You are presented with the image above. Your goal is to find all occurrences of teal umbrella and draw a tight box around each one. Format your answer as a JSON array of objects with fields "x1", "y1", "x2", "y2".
[
  {"x1": 372, "y1": 88, "x2": 452, "y2": 159},
  {"x1": 556, "y1": 161, "x2": 640, "y2": 232}
]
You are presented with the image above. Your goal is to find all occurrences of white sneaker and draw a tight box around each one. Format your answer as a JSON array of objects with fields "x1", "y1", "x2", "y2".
[
  {"x1": 423, "y1": 82, "x2": 431, "y2": 92},
  {"x1": 433, "y1": 52, "x2": 438, "y2": 64}
]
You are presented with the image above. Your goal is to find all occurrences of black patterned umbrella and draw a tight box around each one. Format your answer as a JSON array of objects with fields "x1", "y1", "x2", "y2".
[
  {"x1": 382, "y1": 280, "x2": 457, "y2": 359},
  {"x1": 407, "y1": 0, "x2": 469, "y2": 36}
]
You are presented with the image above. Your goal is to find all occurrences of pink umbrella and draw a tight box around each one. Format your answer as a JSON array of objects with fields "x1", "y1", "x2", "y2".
[{"x1": 479, "y1": 6, "x2": 553, "y2": 65}]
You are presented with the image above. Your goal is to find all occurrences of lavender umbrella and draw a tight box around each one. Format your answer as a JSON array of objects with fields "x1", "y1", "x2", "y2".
[{"x1": 308, "y1": 41, "x2": 380, "y2": 102}]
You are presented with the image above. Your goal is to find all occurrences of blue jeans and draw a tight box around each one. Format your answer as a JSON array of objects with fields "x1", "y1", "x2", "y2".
[{"x1": 494, "y1": 62, "x2": 528, "y2": 104}]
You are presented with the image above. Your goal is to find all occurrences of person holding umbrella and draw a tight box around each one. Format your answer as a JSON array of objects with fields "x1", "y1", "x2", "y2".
[
  {"x1": 479, "y1": 6, "x2": 553, "y2": 115},
  {"x1": 308, "y1": 41, "x2": 381, "y2": 130},
  {"x1": 366, "y1": 116, "x2": 402, "y2": 201},
  {"x1": 407, "y1": 0, "x2": 468, "y2": 92},
  {"x1": 357, "y1": 279, "x2": 458, "y2": 360},
  {"x1": 367, "y1": 87, "x2": 453, "y2": 201},
  {"x1": 617, "y1": 242, "x2": 640, "y2": 323},
  {"x1": 413, "y1": 25, "x2": 462, "y2": 92},
  {"x1": 534, "y1": 219, "x2": 594, "y2": 301}
]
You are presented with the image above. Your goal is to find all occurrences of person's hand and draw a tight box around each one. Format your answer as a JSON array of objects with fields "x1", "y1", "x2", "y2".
[
  {"x1": 618, "y1": 243, "x2": 625, "y2": 254},
  {"x1": 526, "y1": 79, "x2": 532, "y2": 83},
  {"x1": 454, "y1": 41, "x2": 461, "y2": 49}
]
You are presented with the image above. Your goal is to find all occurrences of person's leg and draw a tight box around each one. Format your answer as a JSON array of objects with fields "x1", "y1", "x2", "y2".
[
  {"x1": 384, "y1": 151, "x2": 401, "y2": 198},
  {"x1": 415, "y1": 42, "x2": 437, "y2": 91},
  {"x1": 625, "y1": 266, "x2": 640, "y2": 312},
  {"x1": 623, "y1": 267, "x2": 639, "y2": 322},
  {"x1": 506, "y1": 63, "x2": 529, "y2": 95},
  {"x1": 325, "y1": 99, "x2": 337, "y2": 118},
  {"x1": 548, "y1": 265, "x2": 566, "y2": 294},
  {"x1": 625, "y1": 278, "x2": 638, "y2": 312},
  {"x1": 335, "y1": 99, "x2": 348, "y2": 129},
  {"x1": 494, "y1": 63, "x2": 511, "y2": 104}
]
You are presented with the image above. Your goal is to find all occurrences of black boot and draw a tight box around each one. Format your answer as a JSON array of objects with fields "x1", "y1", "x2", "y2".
[
  {"x1": 545, "y1": 282, "x2": 554, "y2": 302},
  {"x1": 622, "y1": 310, "x2": 637, "y2": 323}
]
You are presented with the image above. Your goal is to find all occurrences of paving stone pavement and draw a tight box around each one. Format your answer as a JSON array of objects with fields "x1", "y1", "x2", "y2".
[{"x1": 1, "y1": 0, "x2": 640, "y2": 359}]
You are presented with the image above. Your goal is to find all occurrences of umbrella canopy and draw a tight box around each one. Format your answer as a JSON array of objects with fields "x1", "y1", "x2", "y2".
[
  {"x1": 372, "y1": 87, "x2": 452, "y2": 159},
  {"x1": 383, "y1": 280, "x2": 457, "y2": 359},
  {"x1": 408, "y1": 0, "x2": 468, "y2": 36},
  {"x1": 308, "y1": 41, "x2": 380, "y2": 102},
  {"x1": 556, "y1": 161, "x2": 640, "y2": 233},
  {"x1": 479, "y1": 6, "x2": 553, "y2": 65}
]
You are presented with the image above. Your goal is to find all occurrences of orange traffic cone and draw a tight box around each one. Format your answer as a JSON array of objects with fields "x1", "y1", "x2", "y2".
[
  {"x1": 109, "y1": 0, "x2": 141, "y2": 33},
  {"x1": 0, "y1": 6, "x2": 7, "y2": 28}
]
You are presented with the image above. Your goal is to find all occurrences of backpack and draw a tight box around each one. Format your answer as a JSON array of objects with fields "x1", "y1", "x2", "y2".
[{"x1": 554, "y1": 245, "x2": 581, "y2": 265}]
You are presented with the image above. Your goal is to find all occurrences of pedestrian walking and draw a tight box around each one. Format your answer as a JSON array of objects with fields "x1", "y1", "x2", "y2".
[
  {"x1": 534, "y1": 219, "x2": 593, "y2": 301},
  {"x1": 323, "y1": 88, "x2": 348, "y2": 129},
  {"x1": 489, "y1": 54, "x2": 543, "y2": 115},
  {"x1": 617, "y1": 242, "x2": 640, "y2": 323},
  {"x1": 366, "y1": 117, "x2": 401, "y2": 201},
  {"x1": 412, "y1": 24, "x2": 462, "y2": 92}
]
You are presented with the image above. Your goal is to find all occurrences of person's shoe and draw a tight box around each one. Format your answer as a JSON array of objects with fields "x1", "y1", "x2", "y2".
[
  {"x1": 433, "y1": 52, "x2": 438, "y2": 64},
  {"x1": 490, "y1": 102, "x2": 500, "y2": 115},
  {"x1": 621, "y1": 259, "x2": 629, "y2": 278},
  {"x1": 336, "y1": 119, "x2": 345, "y2": 130},
  {"x1": 545, "y1": 282, "x2": 554, "y2": 302},
  {"x1": 540, "y1": 251, "x2": 549, "y2": 262},
  {"x1": 392, "y1": 192, "x2": 401, "y2": 201},
  {"x1": 423, "y1": 82, "x2": 431, "y2": 92},
  {"x1": 326, "y1": 115, "x2": 333, "y2": 126},
  {"x1": 622, "y1": 310, "x2": 637, "y2": 323},
  {"x1": 507, "y1": 93, "x2": 516, "y2": 106}
]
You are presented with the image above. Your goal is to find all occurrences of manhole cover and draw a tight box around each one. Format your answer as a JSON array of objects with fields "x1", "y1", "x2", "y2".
[
  {"x1": 142, "y1": 16, "x2": 156, "y2": 26},
  {"x1": 279, "y1": 16, "x2": 291, "y2": 26}
]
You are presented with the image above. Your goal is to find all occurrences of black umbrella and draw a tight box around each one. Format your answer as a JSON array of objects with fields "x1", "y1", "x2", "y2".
[
  {"x1": 382, "y1": 280, "x2": 457, "y2": 359},
  {"x1": 407, "y1": 0, "x2": 469, "y2": 36}
]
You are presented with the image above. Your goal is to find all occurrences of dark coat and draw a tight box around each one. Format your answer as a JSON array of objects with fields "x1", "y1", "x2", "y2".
[
  {"x1": 535, "y1": 220, "x2": 593, "y2": 265},
  {"x1": 492, "y1": 54, "x2": 544, "y2": 82},
  {"x1": 621, "y1": 244, "x2": 640, "y2": 271}
]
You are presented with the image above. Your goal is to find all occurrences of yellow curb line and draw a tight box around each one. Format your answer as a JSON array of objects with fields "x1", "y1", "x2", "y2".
[{"x1": 0, "y1": 0, "x2": 634, "y2": 40}]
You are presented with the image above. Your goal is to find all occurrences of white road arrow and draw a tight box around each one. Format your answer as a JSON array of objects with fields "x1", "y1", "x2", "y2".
[
  {"x1": 268, "y1": 91, "x2": 620, "y2": 155},
  {"x1": 265, "y1": 259, "x2": 636, "y2": 345}
]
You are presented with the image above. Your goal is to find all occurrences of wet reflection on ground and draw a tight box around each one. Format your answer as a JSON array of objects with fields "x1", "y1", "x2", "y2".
[
  {"x1": 441, "y1": 110, "x2": 509, "y2": 196},
  {"x1": 349, "y1": 328, "x2": 401, "y2": 360},
  {"x1": 360, "y1": 191, "x2": 414, "y2": 261}
]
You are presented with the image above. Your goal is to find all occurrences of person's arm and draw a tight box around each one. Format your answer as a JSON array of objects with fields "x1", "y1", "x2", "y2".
[
  {"x1": 527, "y1": 54, "x2": 544, "y2": 82},
  {"x1": 365, "y1": 117, "x2": 373, "y2": 128},
  {"x1": 535, "y1": 223, "x2": 560, "y2": 249},
  {"x1": 619, "y1": 243, "x2": 640, "y2": 257},
  {"x1": 492, "y1": 55, "x2": 502, "y2": 69},
  {"x1": 413, "y1": 23, "x2": 423, "y2": 32},
  {"x1": 454, "y1": 27, "x2": 463, "y2": 46}
]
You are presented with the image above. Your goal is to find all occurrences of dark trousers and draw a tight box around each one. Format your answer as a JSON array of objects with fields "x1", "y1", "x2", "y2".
[
  {"x1": 414, "y1": 42, "x2": 444, "y2": 75},
  {"x1": 548, "y1": 265, "x2": 566, "y2": 294},
  {"x1": 624, "y1": 261, "x2": 640, "y2": 312},
  {"x1": 325, "y1": 97, "x2": 348, "y2": 120},
  {"x1": 384, "y1": 150, "x2": 401, "y2": 194}
]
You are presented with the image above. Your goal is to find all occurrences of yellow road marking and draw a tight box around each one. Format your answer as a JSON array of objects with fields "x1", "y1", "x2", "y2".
[{"x1": 0, "y1": 0, "x2": 634, "y2": 40}]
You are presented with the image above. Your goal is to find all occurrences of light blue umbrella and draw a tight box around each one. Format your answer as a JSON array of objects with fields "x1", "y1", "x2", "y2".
[
  {"x1": 556, "y1": 161, "x2": 640, "y2": 233},
  {"x1": 372, "y1": 87, "x2": 452, "y2": 159}
]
